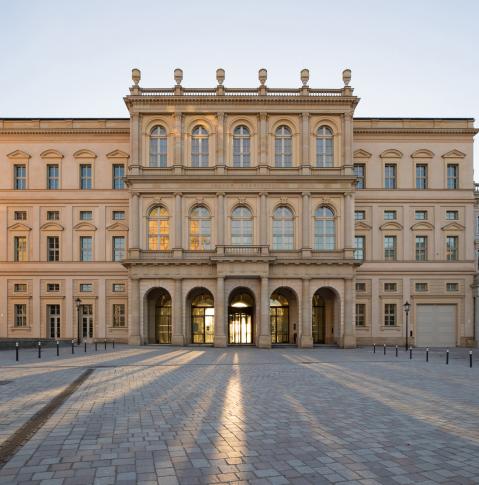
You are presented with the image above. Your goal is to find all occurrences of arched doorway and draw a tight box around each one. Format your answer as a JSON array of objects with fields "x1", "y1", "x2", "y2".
[
  {"x1": 312, "y1": 287, "x2": 338, "y2": 345},
  {"x1": 270, "y1": 287, "x2": 298, "y2": 344},
  {"x1": 228, "y1": 288, "x2": 254, "y2": 345},
  {"x1": 145, "y1": 288, "x2": 172, "y2": 344},
  {"x1": 190, "y1": 288, "x2": 215, "y2": 344}
]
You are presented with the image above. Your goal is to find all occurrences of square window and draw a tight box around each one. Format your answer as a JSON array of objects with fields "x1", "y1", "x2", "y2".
[
  {"x1": 384, "y1": 282, "x2": 397, "y2": 292},
  {"x1": 80, "y1": 211, "x2": 92, "y2": 221},
  {"x1": 355, "y1": 282, "x2": 366, "y2": 292},
  {"x1": 415, "y1": 282, "x2": 428, "y2": 292},
  {"x1": 47, "y1": 283, "x2": 60, "y2": 292},
  {"x1": 112, "y1": 211, "x2": 125, "y2": 220},
  {"x1": 415, "y1": 211, "x2": 427, "y2": 220},
  {"x1": 446, "y1": 210, "x2": 458, "y2": 220},
  {"x1": 384, "y1": 210, "x2": 397, "y2": 220},
  {"x1": 14, "y1": 211, "x2": 27, "y2": 221},
  {"x1": 355, "y1": 210, "x2": 365, "y2": 220},
  {"x1": 446, "y1": 282, "x2": 458, "y2": 292},
  {"x1": 80, "y1": 283, "x2": 92, "y2": 292},
  {"x1": 112, "y1": 283, "x2": 125, "y2": 292},
  {"x1": 47, "y1": 211, "x2": 60, "y2": 221},
  {"x1": 14, "y1": 283, "x2": 27, "y2": 292}
]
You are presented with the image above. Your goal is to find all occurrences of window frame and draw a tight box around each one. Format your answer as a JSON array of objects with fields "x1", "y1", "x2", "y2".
[
  {"x1": 14, "y1": 164, "x2": 27, "y2": 190},
  {"x1": 384, "y1": 163, "x2": 397, "y2": 189},
  {"x1": 14, "y1": 303, "x2": 27, "y2": 327},
  {"x1": 415, "y1": 235, "x2": 427, "y2": 261},
  {"x1": 112, "y1": 164, "x2": 125, "y2": 190},
  {"x1": 47, "y1": 235, "x2": 60, "y2": 262},
  {"x1": 384, "y1": 303, "x2": 397, "y2": 326},
  {"x1": 354, "y1": 235, "x2": 365, "y2": 260},
  {"x1": 231, "y1": 205, "x2": 253, "y2": 245},
  {"x1": 274, "y1": 125, "x2": 293, "y2": 168},
  {"x1": 316, "y1": 125, "x2": 334, "y2": 168},
  {"x1": 355, "y1": 303, "x2": 366, "y2": 327},
  {"x1": 191, "y1": 125, "x2": 209, "y2": 167},
  {"x1": 272, "y1": 205, "x2": 294, "y2": 250},
  {"x1": 80, "y1": 236, "x2": 93, "y2": 262},
  {"x1": 314, "y1": 206, "x2": 336, "y2": 251},
  {"x1": 232, "y1": 125, "x2": 251, "y2": 168},
  {"x1": 112, "y1": 303, "x2": 126, "y2": 327},
  {"x1": 112, "y1": 236, "x2": 125, "y2": 261},
  {"x1": 147, "y1": 206, "x2": 170, "y2": 251},
  {"x1": 446, "y1": 235, "x2": 458, "y2": 260},
  {"x1": 447, "y1": 163, "x2": 458, "y2": 189},
  {"x1": 149, "y1": 125, "x2": 168, "y2": 167},
  {"x1": 353, "y1": 163, "x2": 366, "y2": 189},
  {"x1": 415, "y1": 163, "x2": 428, "y2": 189},
  {"x1": 384, "y1": 235, "x2": 397, "y2": 261},
  {"x1": 189, "y1": 205, "x2": 212, "y2": 250},
  {"x1": 14, "y1": 235, "x2": 27, "y2": 262},
  {"x1": 46, "y1": 164, "x2": 60, "y2": 190},
  {"x1": 79, "y1": 163, "x2": 92, "y2": 190}
]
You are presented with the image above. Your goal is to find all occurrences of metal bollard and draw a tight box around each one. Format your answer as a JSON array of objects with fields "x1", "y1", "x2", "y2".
[
  {"x1": 426, "y1": 347, "x2": 429, "y2": 362},
  {"x1": 112, "y1": 340, "x2": 115, "y2": 349},
  {"x1": 56, "y1": 340, "x2": 60, "y2": 357},
  {"x1": 446, "y1": 349, "x2": 449, "y2": 365},
  {"x1": 104, "y1": 339, "x2": 107, "y2": 350},
  {"x1": 470, "y1": 351, "x2": 473, "y2": 368},
  {"x1": 395, "y1": 345, "x2": 398, "y2": 357},
  {"x1": 72, "y1": 339, "x2": 75, "y2": 354},
  {"x1": 373, "y1": 343, "x2": 376, "y2": 354},
  {"x1": 383, "y1": 344, "x2": 386, "y2": 355},
  {"x1": 84, "y1": 340, "x2": 87, "y2": 352},
  {"x1": 95, "y1": 341, "x2": 98, "y2": 351},
  {"x1": 16, "y1": 342, "x2": 19, "y2": 362},
  {"x1": 38, "y1": 341, "x2": 41, "y2": 359},
  {"x1": 409, "y1": 347, "x2": 412, "y2": 360}
]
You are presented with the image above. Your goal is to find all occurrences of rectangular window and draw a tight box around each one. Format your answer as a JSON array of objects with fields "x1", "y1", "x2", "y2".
[
  {"x1": 446, "y1": 236, "x2": 458, "y2": 260},
  {"x1": 14, "y1": 211, "x2": 27, "y2": 221},
  {"x1": 112, "y1": 283, "x2": 125, "y2": 292},
  {"x1": 80, "y1": 236, "x2": 92, "y2": 261},
  {"x1": 47, "y1": 236, "x2": 60, "y2": 262},
  {"x1": 14, "y1": 304, "x2": 27, "y2": 327},
  {"x1": 447, "y1": 164, "x2": 458, "y2": 189},
  {"x1": 47, "y1": 164, "x2": 59, "y2": 190},
  {"x1": 112, "y1": 211, "x2": 125, "y2": 220},
  {"x1": 112, "y1": 236, "x2": 125, "y2": 261},
  {"x1": 80, "y1": 164, "x2": 92, "y2": 190},
  {"x1": 112, "y1": 303, "x2": 126, "y2": 327},
  {"x1": 384, "y1": 303, "x2": 397, "y2": 326},
  {"x1": 14, "y1": 283, "x2": 27, "y2": 292},
  {"x1": 384, "y1": 282, "x2": 397, "y2": 292},
  {"x1": 47, "y1": 210, "x2": 59, "y2": 221},
  {"x1": 415, "y1": 210, "x2": 427, "y2": 220},
  {"x1": 416, "y1": 164, "x2": 428, "y2": 189},
  {"x1": 79, "y1": 211, "x2": 92, "y2": 221},
  {"x1": 354, "y1": 235, "x2": 365, "y2": 260},
  {"x1": 355, "y1": 282, "x2": 366, "y2": 292},
  {"x1": 14, "y1": 164, "x2": 27, "y2": 190},
  {"x1": 80, "y1": 283, "x2": 92, "y2": 292},
  {"x1": 14, "y1": 236, "x2": 27, "y2": 261},
  {"x1": 47, "y1": 283, "x2": 60, "y2": 292},
  {"x1": 384, "y1": 236, "x2": 397, "y2": 261},
  {"x1": 415, "y1": 282, "x2": 428, "y2": 292},
  {"x1": 384, "y1": 210, "x2": 397, "y2": 220},
  {"x1": 355, "y1": 303, "x2": 366, "y2": 327},
  {"x1": 446, "y1": 210, "x2": 458, "y2": 220},
  {"x1": 446, "y1": 282, "x2": 458, "y2": 292},
  {"x1": 355, "y1": 210, "x2": 365, "y2": 220},
  {"x1": 354, "y1": 164, "x2": 366, "y2": 189},
  {"x1": 112, "y1": 164, "x2": 125, "y2": 190},
  {"x1": 415, "y1": 236, "x2": 427, "y2": 261},
  {"x1": 384, "y1": 164, "x2": 396, "y2": 189}
]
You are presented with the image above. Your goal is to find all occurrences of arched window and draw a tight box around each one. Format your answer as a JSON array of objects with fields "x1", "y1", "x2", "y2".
[
  {"x1": 314, "y1": 206, "x2": 335, "y2": 250},
  {"x1": 189, "y1": 205, "x2": 211, "y2": 250},
  {"x1": 149, "y1": 125, "x2": 167, "y2": 167},
  {"x1": 191, "y1": 125, "x2": 209, "y2": 167},
  {"x1": 231, "y1": 206, "x2": 253, "y2": 245},
  {"x1": 233, "y1": 125, "x2": 251, "y2": 167},
  {"x1": 272, "y1": 206, "x2": 294, "y2": 250},
  {"x1": 316, "y1": 125, "x2": 333, "y2": 167},
  {"x1": 148, "y1": 206, "x2": 169, "y2": 250},
  {"x1": 275, "y1": 125, "x2": 292, "y2": 167}
]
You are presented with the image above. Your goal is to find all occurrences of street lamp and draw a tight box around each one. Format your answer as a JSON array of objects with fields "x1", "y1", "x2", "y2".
[
  {"x1": 75, "y1": 297, "x2": 82, "y2": 345},
  {"x1": 403, "y1": 301, "x2": 411, "y2": 351}
]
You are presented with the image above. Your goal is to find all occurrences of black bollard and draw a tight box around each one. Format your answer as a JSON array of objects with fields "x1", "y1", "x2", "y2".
[
  {"x1": 383, "y1": 344, "x2": 386, "y2": 355},
  {"x1": 95, "y1": 341, "x2": 98, "y2": 351},
  {"x1": 104, "y1": 339, "x2": 107, "y2": 350},
  {"x1": 373, "y1": 343, "x2": 376, "y2": 354},
  {"x1": 470, "y1": 351, "x2": 473, "y2": 368},
  {"x1": 84, "y1": 340, "x2": 87, "y2": 352},
  {"x1": 56, "y1": 340, "x2": 60, "y2": 357},
  {"x1": 16, "y1": 342, "x2": 19, "y2": 362},
  {"x1": 395, "y1": 345, "x2": 398, "y2": 357},
  {"x1": 72, "y1": 339, "x2": 75, "y2": 354},
  {"x1": 446, "y1": 349, "x2": 449, "y2": 365},
  {"x1": 426, "y1": 348, "x2": 429, "y2": 362},
  {"x1": 409, "y1": 347, "x2": 412, "y2": 360},
  {"x1": 38, "y1": 341, "x2": 41, "y2": 359},
  {"x1": 112, "y1": 340, "x2": 115, "y2": 349}
]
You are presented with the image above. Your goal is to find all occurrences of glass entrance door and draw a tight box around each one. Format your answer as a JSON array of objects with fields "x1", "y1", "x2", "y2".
[
  {"x1": 270, "y1": 292, "x2": 289, "y2": 344},
  {"x1": 228, "y1": 310, "x2": 253, "y2": 344},
  {"x1": 80, "y1": 304, "x2": 93, "y2": 339},
  {"x1": 312, "y1": 294, "x2": 326, "y2": 344},
  {"x1": 47, "y1": 304, "x2": 60, "y2": 339},
  {"x1": 155, "y1": 294, "x2": 172, "y2": 344}
]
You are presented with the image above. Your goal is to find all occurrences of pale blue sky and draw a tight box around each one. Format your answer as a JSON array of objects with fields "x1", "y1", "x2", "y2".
[{"x1": 1, "y1": 0, "x2": 478, "y2": 174}]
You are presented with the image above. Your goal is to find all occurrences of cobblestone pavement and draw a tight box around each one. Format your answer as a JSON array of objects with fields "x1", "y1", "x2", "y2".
[{"x1": 0, "y1": 345, "x2": 478, "y2": 484}]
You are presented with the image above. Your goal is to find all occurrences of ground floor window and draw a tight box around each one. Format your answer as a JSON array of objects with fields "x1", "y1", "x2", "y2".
[
  {"x1": 191, "y1": 291, "x2": 214, "y2": 343},
  {"x1": 229, "y1": 291, "x2": 254, "y2": 344},
  {"x1": 270, "y1": 292, "x2": 289, "y2": 344}
]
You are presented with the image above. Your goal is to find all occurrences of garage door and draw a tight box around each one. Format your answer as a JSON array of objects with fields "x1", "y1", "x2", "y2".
[{"x1": 415, "y1": 304, "x2": 456, "y2": 347}]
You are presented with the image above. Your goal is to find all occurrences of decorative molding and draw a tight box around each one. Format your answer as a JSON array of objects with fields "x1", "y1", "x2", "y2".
[
  {"x1": 73, "y1": 149, "x2": 97, "y2": 159},
  {"x1": 7, "y1": 222, "x2": 32, "y2": 231},
  {"x1": 0, "y1": 128, "x2": 129, "y2": 136},
  {"x1": 73, "y1": 222, "x2": 97, "y2": 231},
  {"x1": 379, "y1": 221, "x2": 403, "y2": 231},
  {"x1": 354, "y1": 128, "x2": 478, "y2": 135},
  {"x1": 353, "y1": 149, "x2": 372, "y2": 159},
  {"x1": 106, "y1": 149, "x2": 130, "y2": 159},
  {"x1": 379, "y1": 149, "x2": 403, "y2": 159},
  {"x1": 355, "y1": 221, "x2": 372, "y2": 230},
  {"x1": 7, "y1": 149, "x2": 31, "y2": 160},
  {"x1": 106, "y1": 222, "x2": 129, "y2": 231},
  {"x1": 40, "y1": 149, "x2": 64, "y2": 159},
  {"x1": 410, "y1": 222, "x2": 434, "y2": 231},
  {"x1": 441, "y1": 222, "x2": 465, "y2": 232},
  {"x1": 442, "y1": 149, "x2": 466, "y2": 159},
  {"x1": 40, "y1": 222, "x2": 64, "y2": 231},
  {"x1": 411, "y1": 149, "x2": 434, "y2": 159}
]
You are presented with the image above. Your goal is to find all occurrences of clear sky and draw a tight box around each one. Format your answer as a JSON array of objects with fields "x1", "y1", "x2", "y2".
[{"x1": 1, "y1": 0, "x2": 478, "y2": 175}]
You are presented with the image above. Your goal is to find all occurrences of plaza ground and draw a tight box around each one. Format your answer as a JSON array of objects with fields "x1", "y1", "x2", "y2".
[{"x1": 0, "y1": 345, "x2": 478, "y2": 485}]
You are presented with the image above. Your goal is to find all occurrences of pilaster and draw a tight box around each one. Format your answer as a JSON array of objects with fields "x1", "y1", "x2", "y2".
[
  {"x1": 300, "y1": 278, "x2": 313, "y2": 348},
  {"x1": 128, "y1": 278, "x2": 141, "y2": 345},
  {"x1": 258, "y1": 276, "x2": 271, "y2": 348},
  {"x1": 214, "y1": 276, "x2": 227, "y2": 347},
  {"x1": 171, "y1": 278, "x2": 185, "y2": 345}
]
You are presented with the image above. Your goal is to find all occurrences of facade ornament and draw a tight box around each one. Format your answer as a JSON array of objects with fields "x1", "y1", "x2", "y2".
[
  {"x1": 131, "y1": 68, "x2": 141, "y2": 86},
  {"x1": 195, "y1": 197, "x2": 204, "y2": 204},
  {"x1": 258, "y1": 68, "x2": 267, "y2": 86},
  {"x1": 280, "y1": 196, "x2": 288, "y2": 204},
  {"x1": 300, "y1": 68, "x2": 309, "y2": 87},
  {"x1": 216, "y1": 68, "x2": 225, "y2": 85},
  {"x1": 320, "y1": 197, "x2": 332, "y2": 205},
  {"x1": 342, "y1": 68, "x2": 352, "y2": 86},
  {"x1": 174, "y1": 68, "x2": 183, "y2": 86},
  {"x1": 237, "y1": 197, "x2": 246, "y2": 205}
]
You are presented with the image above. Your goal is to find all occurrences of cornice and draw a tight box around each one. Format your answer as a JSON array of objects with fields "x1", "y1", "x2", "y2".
[
  {"x1": 0, "y1": 128, "x2": 130, "y2": 136},
  {"x1": 354, "y1": 128, "x2": 478, "y2": 135}
]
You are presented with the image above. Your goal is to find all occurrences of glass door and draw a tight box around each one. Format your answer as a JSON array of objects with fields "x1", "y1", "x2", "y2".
[
  {"x1": 47, "y1": 304, "x2": 61, "y2": 339},
  {"x1": 155, "y1": 294, "x2": 172, "y2": 344},
  {"x1": 81, "y1": 304, "x2": 93, "y2": 339},
  {"x1": 228, "y1": 310, "x2": 253, "y2": 344}
]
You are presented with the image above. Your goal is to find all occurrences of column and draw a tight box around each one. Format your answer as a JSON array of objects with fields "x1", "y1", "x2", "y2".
[
  {"x1": 214, "y1": 276, "x2": 227, "y2": 347},
  {"x1": 130, "y1": 113, "x2": 140, "y2": 175},
  {"x1": 259, "y1": 113, "x2": 268, "y2": 174},
  {"x1": 217, "y1": 192, "x2": 225, "y2": 251},
  {"x1": 128, "y1": 278, "x2": 141, "y2": 345},
  {"x1": 302, "y1": 192, "x2": 311, "y2": 255},
  {"x1": 174, "y1": 113, "x2": 183, "y2": 165},
  {"x1": 344, "y1": 192, "x2": 354, "y2": 255},
  {"x1": 259, "y1": 192, "x2": 268, "y2": 252},
  {"x1": 258, "y1": 276, "x2": 271, "y2": 348},
  {"x1": 174, "y1": 192, "x2": 183, "y2": 254},
  {"x1": 216, "y1": 112, "x2": 225, "y2": 174},
  {"x1": 130, "y1": 193, "x2": 139, "y2": 248},
  {"x1": 171, "y1": 278, "x2": 185, "y2": 345},
  {"x1": 343, "y1": 278, "x2": 356, "y2": 348},
  {"x1": 343, "y1": 111, "x2": 353, "y2": 175},
  {"x1": 300, "y1": 278, "x2": 313, "y2": 348},
  {"x1": 301, "y1": 112, "x2": 311, "y2": 174}
]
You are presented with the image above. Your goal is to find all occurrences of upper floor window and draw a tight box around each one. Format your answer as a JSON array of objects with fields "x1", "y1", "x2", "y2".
[
  {"x1": 231, "y1": 206, "x2": 253, "y2": 245},
  {"x1": 272, "y1": 206, "x2": 294, "y2": 250},
  {"x1": 47, "y1": 283, "x2": 60, "y2": 292},
  {"x1": 447, "y1": 164, "x2": 458, "y2": 189},
  {"x1": 233, "y1": 125, "x2": 251, "y2": 167},
  {"x1": 446, "y1": 235, "x2": 458, "y2": 260},
  {"x1": 316, "y1": 126, "x2": 333, "y2": 167},
  {"x1": 113, "y1": 211, "x2": 125, "y2": 220},
  {"x1": 415, "y1": 164, "x2": 428, "y2": 189},
  {"x1": 14, "y1": 211, "x2": 27, "y2": 221},
  {"x1": 189, "y1": 205, "x2": 211, "y2": 250},
  {"x1": 384, "y1": 210, "x2": 397, "y2": 220},
  {"x1": 314, "y1": 206, "x2": 335, "y2": 250},
  {"x1": 80, "y1": 164, "x2": 92, "y2": 190},
  {"x1": 191, "y1": 126, "x2": 209, "y2": 167},
  {"x1": 415, "y1": 235, "x2": 427, "y2": 261},
  {"x1": 14, "y1": 236, "x2": 27, "y2": 261},
  {"x1": 354, "y1": 235, "x2": 365, "y2": 260},
  {"x1": 148, "y1": 206, "x2": 169, "y2": 250},
  {"x1": 356, "y1": 303, "x2": 366, "y2": 327},
  {"x1": 274, "y1": 125, "x2": 292, "y2": 168},
  {"x1": 384, "y1": 164, "x2": 396, "y2": 189},
  {"x1": 415, "y1": 210, "x2": 427, "y2": 220},
  {"x1": 14, "y1": 164, "x2": 26, "y2": 190},
  {"x1": 112, "y1": 236, "x2": 125, "y2": 261},
  {"x1": 47, "y1": 164, "x2": 60, "y2": 190},
  {"x1": 80, "y1": 211, "x2": 92, "y2": 221},
  {"x1": 112, "y1": 164, "x2": 125, "y2": 189},
  {"x1": 354, "y1": 164, "x2": 366, "y2": 189},
  {"x1": 14, "y1": 283, "x2": 27, "y2": 292},
  {"x1": 47, "y1": 236, "x2": 60, "y2": 262},
  {"x1": 384, "y1": 235, "x2": 397, "y2": 261},
  {"x1": 149, "y1": 125, "x2": 167, "y2": 167},
  {"x1": 446, "y1": 210, "x2": 458, "y2": 220},
  {"x1": 112, "y1": 283, "x2": 125, "y2": 292},
  {"x1": 80, "y1": 236, "x2": 93, "y2": 261},
  {"x1": 446, "y1": 282, "x2": 458, "y2": 292},
  {"x1": 355, "y1": 210, "x2": 365, "y2": 220},
  {"x1": 80, "y1": 283, "x2": 92, "y2": 292},
  {"x1": 384, "y1": 303, "x2": 397, "y2": 326},
  {"x1": 47, "y1": 211, "x2": 59, "y2": 221},
  {"x1": 384, "y1": 282, "x2": 397, "y2": 292}
]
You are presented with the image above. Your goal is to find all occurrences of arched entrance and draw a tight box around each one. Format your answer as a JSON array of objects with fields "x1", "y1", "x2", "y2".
[
  {"x1": 228, "y1": 288, "x2": 254, "y2": 345},
  {"x1": 189, "y1": 288, "x2": 215, "y2": 344},
  {"x1": 270, "y1": 287, "x2": 298, "y2": 344},
  {"x1": 312, "y1": 287, "x2": 339, "y2": 345},
  {"x1": 145, "y1": 288, "x2": 172, "y2": 344}
]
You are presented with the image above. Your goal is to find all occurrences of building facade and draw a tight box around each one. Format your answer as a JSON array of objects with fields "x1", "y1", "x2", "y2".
[{"x1": 0, "y1": 68, "x2": 477, "y2": 347}]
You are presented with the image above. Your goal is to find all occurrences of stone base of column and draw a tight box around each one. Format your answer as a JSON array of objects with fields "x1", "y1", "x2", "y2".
[
  {"x1": 299, "y1": 335, "x2": 314, "y2": 348},
  {"x1": 171, "y1": 335, "x2": 185, "y2": 346},
  {"x1": 128, "y1": 335, "x2": 142, "y2": 345},
  {"x1": 257, "y1": 335, "x2": 272, "y2": 348},
  {"x1": 342, "y1": 335, "x2": 356, "y2": 349},
  {"x1": 214, "y1": 335, "x2": 227, "y2": 347}
]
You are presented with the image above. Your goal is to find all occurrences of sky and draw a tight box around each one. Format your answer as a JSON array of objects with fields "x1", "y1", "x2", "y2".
[{"x1": 1, "y1": 0, "x2": 478, "y2": 175}]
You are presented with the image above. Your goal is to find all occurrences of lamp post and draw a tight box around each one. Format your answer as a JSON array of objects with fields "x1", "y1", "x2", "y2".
[
  {"x1": 403, "y1": 301, "x2": 410, "y2": 351},
  {"x1": 75, "y1": 297, "x2": 82, "y2": 345}
]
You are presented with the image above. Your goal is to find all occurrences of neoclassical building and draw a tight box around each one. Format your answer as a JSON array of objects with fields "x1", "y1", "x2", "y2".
[{"x1": 0, "y1": 68, "x2": 477, "y2": 348}]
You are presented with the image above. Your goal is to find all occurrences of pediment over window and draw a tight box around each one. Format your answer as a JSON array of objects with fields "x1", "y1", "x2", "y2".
[
  {"x1": 8, "y1": 222, "x2": 31, "y2": 231},
  {"x1": 380, "y1": 221, "x2": 403, "y2": 231},
  {"x1": 411, "y1": 149, "x2": 434, "y2": 159},
  {"x1": 353, "y1": 149, "x2": 372, "y2": 159},
  {"x1": 73, "y1": 149, "x2": 97, "y2": 159},
  {"x1": 40, "y1": 149, "x2": 64, "y2": 160},
  {"x1": 380, "y1": 149, "x2": 403, "y2": 159},
  {"x1": 106, "y1": 149, "x2": 130, "y2": 159},
  {"x1": 106, "y1": 222, "x2": 129, "y2": 231},
  {"x1": 40, "y1": 222, "x2": 64, "y2": 231},
  {"x1": 355, "y1": 221, "x2": 372, "y2": 230},
  {"x1": 410, "y1": 222, "x2": 434, "y2": 231},
  {"x1": 441, "y1": 222, "x2": 464, "y2": 231},
  {"x1": 7, "y1": 149, "x2": 31, "y2": 160},
  {"x1": 442, "y1": 149, "x2": 466, "y2": 159},
  {"x1": 73, "y1": 222, "x2": 97, "y2": 231}
]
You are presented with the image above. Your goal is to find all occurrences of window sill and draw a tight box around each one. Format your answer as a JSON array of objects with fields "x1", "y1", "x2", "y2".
[{"x1": 380, "y1": 325, "x2": 401, "y2": 331}]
